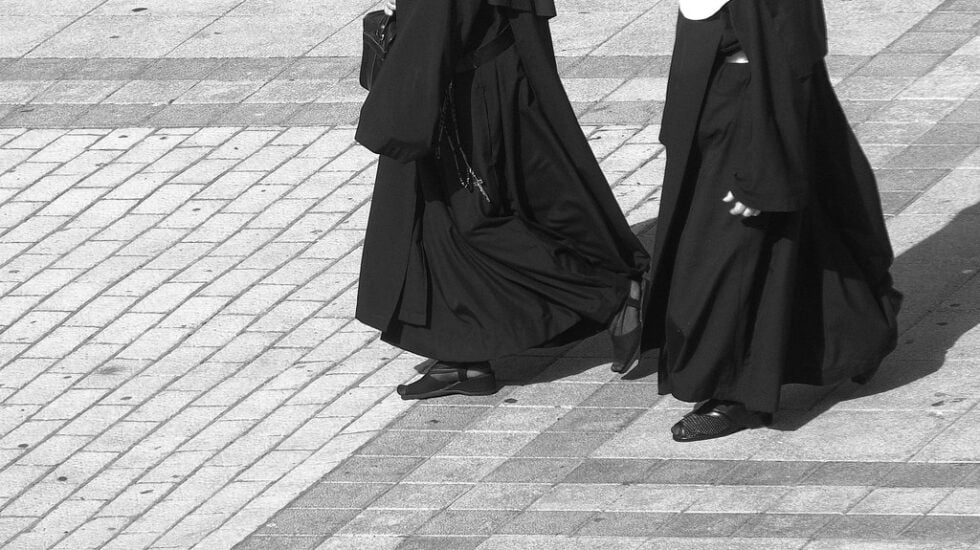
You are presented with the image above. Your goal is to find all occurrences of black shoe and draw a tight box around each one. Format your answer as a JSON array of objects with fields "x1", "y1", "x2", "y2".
[
  {"x1": 671, "y1": 400, "x2": 771, "y2": 442},
  {"x1": 396, "y1": 361, "x2": 497, "y2": 400},
  {"x1": 610, "y1": 280, "x2": 645, "y2": 373}
]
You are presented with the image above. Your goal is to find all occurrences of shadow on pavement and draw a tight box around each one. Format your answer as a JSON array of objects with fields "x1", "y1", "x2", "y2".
[
  {"x1": 406, "y1": 201, "x2": 979, "y2": 432},
  {"x1": 772, "y1": 200, "x2": 980, "y2": 430},
  {"x1": 496, "y1": 201, "x2": 980, "y2": 434}
]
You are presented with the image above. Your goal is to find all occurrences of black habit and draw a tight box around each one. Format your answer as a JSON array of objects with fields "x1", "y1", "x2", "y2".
[
  {"x1": 356, "y1": 0, "x2": 650, "y2": 361},
  {"x1": 643, "y1": 0, "x2": 902, "y2": 413}
]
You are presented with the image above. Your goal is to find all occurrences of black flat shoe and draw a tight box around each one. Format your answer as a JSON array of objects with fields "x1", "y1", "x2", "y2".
[
  {"x1": 671, "y1": 400, "x2": 771, "y2": 442},
  {"x1": 396, "y1": 361, "x2": 497, "y2": 400},
  {"x1": 610, "y1": 280, "x2": 645, "y2": 373}
]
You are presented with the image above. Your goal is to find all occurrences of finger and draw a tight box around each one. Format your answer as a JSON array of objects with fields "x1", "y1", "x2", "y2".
[
  {"x1": 730, "y1": 202, "x2": 747, "y2": 216},
  {"x1": 742, "y1": 208, "x2": 759, "y2": 218},
  {"x1": 722, "y1": 191, "x2": 734, "y2": 203}
]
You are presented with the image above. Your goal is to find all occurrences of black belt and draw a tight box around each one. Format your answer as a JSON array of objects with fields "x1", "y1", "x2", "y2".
[{"x1": 456, "y1": 27, "x2": 515, "y2": 74}]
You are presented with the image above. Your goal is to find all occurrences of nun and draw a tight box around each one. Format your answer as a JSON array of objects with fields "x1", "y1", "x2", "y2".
[
  {"x1": 642, "y1": 0, "x2": 902, "y2": 441},
  {"x1": 355, "y1": 0, "x2": 651, "y2": 399}
]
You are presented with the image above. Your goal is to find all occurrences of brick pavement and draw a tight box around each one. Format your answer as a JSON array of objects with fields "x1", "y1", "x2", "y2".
[{"x1": 0, "y1": 0, "x2": 977, "y2": 549}]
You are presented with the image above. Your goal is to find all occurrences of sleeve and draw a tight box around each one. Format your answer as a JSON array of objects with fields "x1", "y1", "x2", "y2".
[
  {"x1": 355, "y1": 1, "x2": 483, "y2": 163},
  {"x1": 727, "y1": 0, "x2": 816, "y2": 213}
]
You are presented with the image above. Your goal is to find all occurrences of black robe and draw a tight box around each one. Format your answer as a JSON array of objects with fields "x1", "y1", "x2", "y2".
[
  {"x1": 643, "y1": 0, "x2": 901, "y2": 413},
  {"x1": 356, "y1": 0, "x2": 649, "y2": 361}
]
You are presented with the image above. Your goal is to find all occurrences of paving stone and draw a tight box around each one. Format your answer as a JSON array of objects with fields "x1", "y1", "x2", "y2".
[
  {"x1": 770, "y1": 485, "x2": 872, "y2": 514},
  {"x1": 415, "y1": 509, "x2": 519, "y2": 537},
  {"x1": 320, "y1": 456, "x2": 425, "y2": 484},
  {"x1": 657, "y1": 513, "x2": 756, "y2": 537},
  {"x1": 214, "y1": 103, "x2": 304, "y2": 126},
  {"x1": 402, "y1": 456, "x2": 505, "y2": 484},
  {"x1": 515, "y1": 431, "x2": 615, "y2": 458},
  {"x1": 915, "y1": 123, "x2": 980, "y2": 144},
  {"x1": 389, "y1": 405, "x2": 491, "y2": 432},
  {"x1": 916, "y1": 11, "x2": 980, "y2": 32},
  {"x1": 871, "y1": 99, "x2": 961, "y2": 124},
  {"x1": 207, "y1": 58, "x2": 294, "y2": 81},
  {"x1": 357, "y1": 430, "x2": 455, "y2": 457},
  {"x1": 450, "y1": 483, "x2": 551, "y2": 511},
  {"x1": 140, "y1": 58, "x2": 226, "y2": 81},
  {"x1": 814, "y1": 515, "x2": 917, "y2": 539},
  {"x1": 840, "y1": 100, "x2": 889, "y2": 123},
  {"x1": 290, "y1": 482, "x2": 393, "y2": 510},
  {"x1": 931, "y1": 487, "x2": 980, "y2": 515},
  {"x1": 900, "y1": 515, "x2": 980, "y2": 542},
  {"x1": 436, "y1": 431, "x2": 539, "y2": 458},
  {"x1": 71, "y1": 103, "x2": 164, "y2": 128},
  {"x1": 280, "y1": 58, "x2": 357, "y2": 80},
  {"x1": 0, "y1": 58, "x2": 78, "y2": 81},
  {"x1": 579, "y1": 382, "x2": 661, "y2": 408},
  {"x1": 369, "y1": 483, "x2": 472, "y2": 510},
  {"x1": 31, "y1": 80, "x2": 124, "y2": 104},
  {"x1": 874, "y1": 168, "x2": 949, "y2": 193},
  {"x1": 315, "y1": 535, "x2": 403, "y2": 550},
  {"x1": 561, "y1": 56, "x2": 655, "y2": 79},
  {"x1": 734, "y1": 514, "x2": 834, "y2": 538},
  {"x1": 68, "y1": 58, "x2": 152, "y2": 81},
  {"x1": 880, "y1": 462, "x2": 977, "y2": 487},
  {"x1": 943, "y1": 100, "x2": 980, "y2": 123},
  {"x1": 958, "y1": 466, "x2": 980, "y2": 488},
  {"x1": 145, "y1": 103, "x2": 224, "y2": 127},
  {"x1": 547, "y1": 407, "x2": 644, "y2": 433},
  {"x1": 579, "y1": 101, "x2": 663, "y2": 125},
  {"x1": 574, "y1": 512, "x2": 674, "y2": 536},
  {"x1": 889, "y1": 32, "x2": 974, "y2": 54},
  {"x1": 257, "y1": 508, "x2": 357, "y2": 537},
  {"x1": 1, "y1": 104, "x2": 87, "y2": 127},
  {"x1": 396, "y1": 536, "x2": 486, "y2": 550},
  {"x1": 641, "y1": 538, "x2": 807, "y2": 550},
  {"x1": 338, "y1": 509, "x2": 436, "y2": 535},
  {"x1": 643, "y1": 460, "x2": 742, "y2": 485},
  {"x1": 233, "y1": 535, "x2": 322, "y2": 550},
  {"x1": 498, "y1": 511, "x2": 594, "y2": 535},
  {"x1": 721, "y1": 461, "x2": 820, "y2": 486},
  {"x1": 563, "y1": 458, "x2": 661, "y2": 484},
  {"x1": 287, "y1": 102, "x2": 362, "y2": 126},
  {"x1": 857, "y1": 54, "x2": 945, "y2": 77},
  {"x1": 606, "y1": 484, "x2": 705, "y2": 513}
]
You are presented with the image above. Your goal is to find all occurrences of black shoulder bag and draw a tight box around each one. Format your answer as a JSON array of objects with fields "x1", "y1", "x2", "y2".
[{"x1": 359, "y1": 10, "x2": 397, "y2": 91}]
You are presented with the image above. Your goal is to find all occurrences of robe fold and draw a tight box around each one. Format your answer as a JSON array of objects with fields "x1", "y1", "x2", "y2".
[
  {"x1": 356, "y1": 0, "x2": 649, "y2": 361},
  {"x1": 644, "y1": 0, "x2": 901, "y2": 413}
]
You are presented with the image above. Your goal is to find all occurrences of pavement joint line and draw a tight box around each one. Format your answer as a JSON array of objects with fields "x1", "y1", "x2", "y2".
[
  {"x1": 0, "y1": 125, "x2": 398, "y2": 547},
  {"x1": 19, "y1": 1, "x2": 112, "y2": 61},
  {"x1": 153, "y1": 1, "x2": 249, "y2": 65},
  {"x1": 2, "y1": 1, "x2": 980, "y2": 544}
]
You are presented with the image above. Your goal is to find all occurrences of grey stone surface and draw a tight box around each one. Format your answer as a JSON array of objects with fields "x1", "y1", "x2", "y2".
[{"x1": 1, "y1": 2, "x2": 978, "y2": 550}]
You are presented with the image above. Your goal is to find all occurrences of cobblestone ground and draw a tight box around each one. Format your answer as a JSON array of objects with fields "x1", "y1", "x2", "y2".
[{"x1": 0, "y1": 1, "x2": 978, "y2": 549}]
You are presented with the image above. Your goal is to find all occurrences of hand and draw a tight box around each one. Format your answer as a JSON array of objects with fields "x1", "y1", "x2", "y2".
[
  {"x1": 723, "y1": 191, "x2": 761, "y2": 217},
  {"x1": 383, "y1": 0, "x2": 396, "y2": 15}
]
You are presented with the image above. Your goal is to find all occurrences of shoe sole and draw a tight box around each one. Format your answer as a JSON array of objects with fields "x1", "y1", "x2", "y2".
[{"x1": 398, "y1": 381, "x2": 498, "y2": 400}]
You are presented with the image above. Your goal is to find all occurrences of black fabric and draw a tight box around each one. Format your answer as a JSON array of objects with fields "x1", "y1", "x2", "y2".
[
  {"x1": 645, "y1": 0, "x2": 900, "y2": 413},
  {"x1": 487, "y1": 0, "x2": 556, "y2": 17},
  {"x1": 717, "y1": 9, "x2": 741, "y2": 57},
  {"x1": 355, "y1": 1, "x2": 649, "y2": 361}
]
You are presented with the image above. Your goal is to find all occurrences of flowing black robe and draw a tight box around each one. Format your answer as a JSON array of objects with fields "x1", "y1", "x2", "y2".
[
  {"x1": 356, "y1": 0, "x2": 649, "y2": 361},
  {"x1": 642, "y1": 0, "x2": 901, "y2": 413}
]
